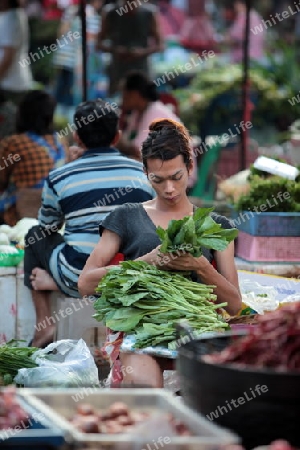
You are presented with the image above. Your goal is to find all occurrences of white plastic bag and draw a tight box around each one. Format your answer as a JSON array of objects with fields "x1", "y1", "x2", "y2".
[
  {"x1": 14, "y1": 339, "x2": 99, "y2": 387},
  {"x1": 240, "y1": 280, "x2": 279, "y2": 315}
]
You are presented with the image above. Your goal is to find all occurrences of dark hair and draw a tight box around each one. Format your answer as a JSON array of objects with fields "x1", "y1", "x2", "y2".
[
  {"x1": 141, "y1": 119, "x2": 192, "y2": 170},
  {"x1": 74, "y1": 99, "x2": 119, "y2": 148},
  {"x1": 16, "y1": 90, "x2": 56, "y2": 135},
  {"x1": 8, "y1": 0, "x2": 21, "y2": 8},
  {"x1": 123, "y1": 72, "x2": 158, "y2": 102}
]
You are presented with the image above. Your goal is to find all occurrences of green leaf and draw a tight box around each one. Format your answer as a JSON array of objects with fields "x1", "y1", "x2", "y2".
[
  {"x1": 197, "y1": 216, "x2": 222, "y2": 234},
  {"x1": 156, "y1": 226, "x2": 167, "y2": 241},
  {"x1": 106, "y1": 309, "x2": 145, "y2": 331},
  {"x1": 119, "y1": 292, "x2": 149, "y2": 306},
  {"x1": 193, "y1": 207, "x2": 215, "y2": 222},
  {"x1": 198, "y1": 237, "x2": 230, "y2": 251}
]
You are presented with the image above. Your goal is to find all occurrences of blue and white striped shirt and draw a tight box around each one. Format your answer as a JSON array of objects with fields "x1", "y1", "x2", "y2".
[{"x1": 38, "y1": 147, "x2": 155, "y2": 297}]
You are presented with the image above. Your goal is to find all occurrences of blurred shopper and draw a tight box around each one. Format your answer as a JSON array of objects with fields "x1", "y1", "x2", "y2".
[
  {"x1": 42, "y1": 0, "x2": 63, "y2": 19},
  {"x1": 0, "y1": 90, "x2": 66, "y2": 226},
  {"x1": 53, "y1": 0, "x2": 103, "y2": 112},
  {"x1": 73, "y1": 0, "x2": 103, "y2": 104},
  {"x1": 225, "y1": 0, "x2": 265, "y2": 63},
  {"x1": 157, "y1": 0, "x2": 186, "y2": 40},
  {"x1": 0, "y1": 0, "x2": 33, "y2": 105},
  {"x1": 23, "y1": 99, "x2": 155, "y2": 348},
  {"x1": 0, "y1": 92, "x2": 17, "y2": 141},
  {"x1": 117, "y1": 71, "x2": 197, "y2": 188},
  {"x1": 97, "y1": 0, "x2": 164, "y2": 96},
  {"x1": 180, "y1": 0, "x2": 217, "y2": 52},
  {"x1": 52, "y1": 2, "x2": 79, "y2": 114}
]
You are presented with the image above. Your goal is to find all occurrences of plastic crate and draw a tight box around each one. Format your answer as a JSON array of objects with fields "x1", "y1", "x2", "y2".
[
  {"x1": 236, "y1": 231, "x2": 300, "y2": 262},
  {"x1": 230, "y1": 211, "x2": 300, "y2": 236}
]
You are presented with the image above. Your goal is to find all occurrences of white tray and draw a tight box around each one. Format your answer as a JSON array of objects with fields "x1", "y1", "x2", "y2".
[{"x1": 20, "y1": 388, "x2": 239, "y2": 449}]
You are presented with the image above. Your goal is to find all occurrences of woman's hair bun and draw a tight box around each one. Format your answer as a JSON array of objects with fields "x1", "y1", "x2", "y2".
[{"x1": 149, "y1": 118, "x2": 182, "y2": 133}]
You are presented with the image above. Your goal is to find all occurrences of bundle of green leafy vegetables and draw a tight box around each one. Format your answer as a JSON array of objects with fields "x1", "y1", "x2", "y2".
[
  {"x1": 234, "y1": 176, "x2": 300, "y2": 212},
  {"x1": 156, "y1": 207, "x2": 238, "y2": 256},
  {"x1": 0, "y1": 341, "x2": 38, "y2": 385},
  {"x1": 94, "y1": 261, "x2": 229, "y2": 349}
]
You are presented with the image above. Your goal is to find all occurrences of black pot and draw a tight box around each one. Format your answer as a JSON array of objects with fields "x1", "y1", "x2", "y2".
[{"x1": 176, "y1": 325, "x2": 300, "y2": 450}]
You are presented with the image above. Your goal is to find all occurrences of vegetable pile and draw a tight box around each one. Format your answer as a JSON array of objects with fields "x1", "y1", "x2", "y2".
[
  {"x1": 234, "y1": 175, "x2": 300, "y2": 212},
  {"x1": 204, "y1": 302, "x2": 300, "y2": 370},
  {"x1": 156, "y1": 207, "x2": 238, "y2": 256},
  {"x1": 70, "y1": 401, "x2": 191, "y2": 435},
  {"x1": 0, "y1": 341, "x2": 38, "y2": 385},
  {"x1": 94, "y1": 261, "x2": 229, "y2": 349}
]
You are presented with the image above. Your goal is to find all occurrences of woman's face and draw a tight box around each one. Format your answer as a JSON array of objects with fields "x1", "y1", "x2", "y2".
[
  {"x1": 121, "y1": 89, "x2": 140, "y2": 113},
  {"x1": 146, "y1": 155, "x2": 191, "y2": 205}
]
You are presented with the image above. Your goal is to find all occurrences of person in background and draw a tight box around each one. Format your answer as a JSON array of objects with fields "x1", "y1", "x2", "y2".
[
  {"x1": 24, "y1": 99, "x2": 155, "y2": 348},
  {"x1": 72, "y1": 0, "x2": 103, "y2": 105},
  {"x1": 117, "y1": 71, "x2": 197, "y2": 188},
  {"x1": 42, "y1": 0, "x2": 63, "y2": 20},
  {"x1": 157, "y1": 0, "x2": 186, "y2": 40},
  {"x1": 78, "y1": 118, "x2": 242, "y2": 387},
  {"x1": 0, "y1": 92, "x2": 17, "y2": 141},
  {"x1": 224, "y1": 0, "x2": 265, "y2": 63},
  {"x1": 180, "y1": 0, "x2": 217, "y2": 53},
  {"x1": 0, "y1": 90, "x2": 66, "y2": 226},
  {"x1": 52, "y1": 2, "x2": 79, "y2": 116},
  {"x1": 0, "y1": 0, "x2": 33, "y2": 105},
  {"x1": 97, "y1": 0, "x2": 164, "y2": 96}
]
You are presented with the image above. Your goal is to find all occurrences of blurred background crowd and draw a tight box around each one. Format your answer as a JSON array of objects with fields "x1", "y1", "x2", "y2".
[{"x1": 1, "y1": 0, "x2": 300, "y2": 210}]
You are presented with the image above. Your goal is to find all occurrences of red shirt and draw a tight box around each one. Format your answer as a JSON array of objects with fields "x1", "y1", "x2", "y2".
[{"x1": 42, "y1": 0, "x2": 63, "y2": 20}]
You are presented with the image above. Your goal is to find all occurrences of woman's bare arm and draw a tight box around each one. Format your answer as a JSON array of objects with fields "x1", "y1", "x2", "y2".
[{"x1": 78, "y1": 229, "x2": 121, "y2": 297}]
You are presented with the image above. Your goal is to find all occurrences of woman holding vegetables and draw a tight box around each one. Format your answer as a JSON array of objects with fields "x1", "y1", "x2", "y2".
[{"x1": 78, "y1": 118, "x2": 242, "y2": 387}]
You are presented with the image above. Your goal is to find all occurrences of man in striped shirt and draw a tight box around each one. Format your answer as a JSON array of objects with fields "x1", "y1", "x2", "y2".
[{"x1": 23, "y1": 99, "x2": 155, "y2": 348}]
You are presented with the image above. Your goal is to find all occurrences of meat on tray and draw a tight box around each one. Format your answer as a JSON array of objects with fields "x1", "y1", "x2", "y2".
[{"x1": 69, "y1": 401, "x2": 192, "y2": 436}]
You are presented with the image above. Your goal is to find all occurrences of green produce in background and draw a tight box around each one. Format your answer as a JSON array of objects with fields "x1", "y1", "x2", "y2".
[
  {"x1": 234, "y1": 176, "x2": 300, "y2": 212},
  {"x1": 156, "y1": 207, "x2": 238, "y2": 256}
]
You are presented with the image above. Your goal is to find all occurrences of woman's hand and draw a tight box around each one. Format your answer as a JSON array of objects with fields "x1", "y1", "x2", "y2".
[
  {"x1": 161, "y1": 252, "x2": 208, "y2": 272},
  {"x1": 138, "y1": 247, "x2": 204, "y2": 272}
]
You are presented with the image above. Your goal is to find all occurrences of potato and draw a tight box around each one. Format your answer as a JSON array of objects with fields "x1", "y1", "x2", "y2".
[
  {"x1": 108, "y1": 402, "x2": 130, "y2": 418},
  {"x1": 75, "y1": 416, "x2": 99, "y2": 433},
  {"x1": 116, "y1": 414, "x2": 134, "y2": 427},
  {"x1": 103, "y1": 420, "x2": 125, "y2": 434},
  {"x1": 76, "y1": 404, "x2": 96, "y2": 416}
]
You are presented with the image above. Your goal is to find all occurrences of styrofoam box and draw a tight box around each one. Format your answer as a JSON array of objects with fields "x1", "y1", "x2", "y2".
[
  {"x1": 20, "y1": 388, "x2": 239, "y2": 449},
  {"x1": 0, "y1": 267, "x2": 17, "y2": 343}
]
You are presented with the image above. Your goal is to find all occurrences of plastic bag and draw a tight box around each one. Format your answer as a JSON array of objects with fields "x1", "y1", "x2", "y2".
[
  {"x1": 14, "y1": 339, "x2": 99, "y2": 387},
  {"x1": 240, "y1": 280, "x2": 279, "y2": 315}
]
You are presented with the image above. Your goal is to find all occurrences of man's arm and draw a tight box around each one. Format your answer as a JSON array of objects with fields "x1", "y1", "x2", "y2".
[
  {"x1": 97, "y1": 8, "x2": 113, "y2": 53},
  {"x1": 0, "y1": 139, "x2": 15, "y2": 191},
  {"x1": 116, "y1": 138, "x2": 141, "y2": 161},
  {"x1": 0, "y1": 47, "x2": 16, "y2": 80},
  {"x1": 38, "y1": 179, "x2": 64, "y2": 230},
  {"x1": 146, "y1": 10, "x2": 165, "y2": 55}
]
